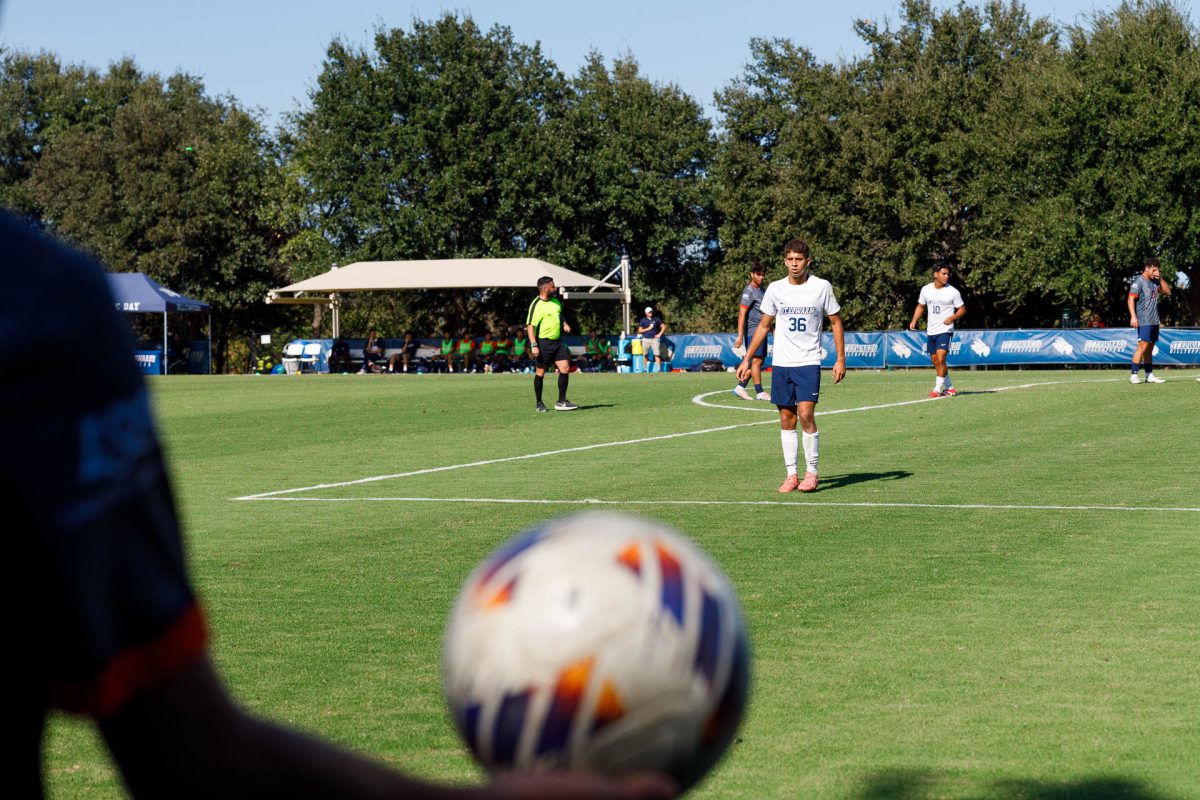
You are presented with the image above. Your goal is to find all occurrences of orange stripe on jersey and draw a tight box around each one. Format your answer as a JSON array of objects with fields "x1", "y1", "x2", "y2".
[{"x1": 54, "y1": 602, "x2": 208, "y2": 718}]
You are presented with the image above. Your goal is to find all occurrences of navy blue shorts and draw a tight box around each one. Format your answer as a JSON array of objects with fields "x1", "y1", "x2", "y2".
[
  {"x1": 747, "y1": 330, "x2": 768, "y2": 360},
  {"x1": 1137, "y1": 324, "x2": 1160, "y2": 344},
  {"x1": 770, "y1": 365, "x2": 821, "y2": 407},
  {"x1": 927, "y1": 332, "x2": 953, "y2": 354}
]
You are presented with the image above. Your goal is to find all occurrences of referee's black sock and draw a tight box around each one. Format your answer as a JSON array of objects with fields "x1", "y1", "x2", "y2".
[
  {"x1": 534, "y1": 374, "x2": 544, "y2": 404},
  {"x1": 558, "y1": 372, "x2": 569, "y2": 402}
]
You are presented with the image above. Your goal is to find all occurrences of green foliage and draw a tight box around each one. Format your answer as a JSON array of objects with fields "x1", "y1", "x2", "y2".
[
  {"x1": 285, "y1": 15, "x2": 715, "y2": 336},
  {"x1": 709, "y1": 1, "x2": 1199, "y2": 328},
  {"x1": 6, "y1": 3, "x2": 1200, "y2": 335},
  {"x1": 552, "y1": 54, "x2": 715, "y2": 323},
  {"x1": 19, "y1": 66, "x2": 287, "y2": 370}
]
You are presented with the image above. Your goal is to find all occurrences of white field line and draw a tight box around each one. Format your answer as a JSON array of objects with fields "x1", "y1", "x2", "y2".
[
  {"x1": 236, "y1": 377, "x2": 1119, "y2": 501},
  {"x1": 242, "y1": 496, "x2": 1200, "y2": 514},
  {"x1": 690, "y1": 377, "x2": 1121, "y2": 413}
]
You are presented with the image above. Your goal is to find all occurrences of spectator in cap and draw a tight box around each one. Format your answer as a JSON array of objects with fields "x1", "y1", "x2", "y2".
[{"x1": 636, "y1": 306, "x2": 667, "y2": 369}]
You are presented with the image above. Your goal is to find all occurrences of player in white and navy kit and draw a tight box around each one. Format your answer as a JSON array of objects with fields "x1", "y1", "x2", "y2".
[
  {"x1": 1128, "y1": 256, "x2": 1172, "y2": 384},
  {"x1": 908, "y1": 263, "x2": 966, "y2": 397},
  {"x1": 737, "y1": 239, "x2": 845, "y2": 493}
]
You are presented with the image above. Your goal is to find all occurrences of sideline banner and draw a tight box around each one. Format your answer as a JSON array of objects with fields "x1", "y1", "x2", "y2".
[
  {"x1": 885, "y1": 329, "x2": 1200, "y2": 367},
  {"x1": 285, "y1": 329, "x2": 1200, "y2": 372}
]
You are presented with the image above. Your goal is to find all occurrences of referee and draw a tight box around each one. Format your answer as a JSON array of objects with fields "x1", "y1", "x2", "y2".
[{"x1": 526, "y1": 276, "x2": 577, "y2": 412}]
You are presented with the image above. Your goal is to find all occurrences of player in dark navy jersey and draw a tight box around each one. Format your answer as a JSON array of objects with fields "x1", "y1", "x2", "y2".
[
  {"x1": 2, "y1": 210, "x2": 671, "y2": 799},
  {"x1": 1128, "y1": 257, "x2": 1172, "y2": 384},
  {"x1": 733, "y1": 262, "x2": 769, "y2": 400}
]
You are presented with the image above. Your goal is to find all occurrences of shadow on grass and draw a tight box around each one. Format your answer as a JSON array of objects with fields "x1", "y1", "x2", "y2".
[
  {"x1": 858, "y1": 769, "x2": 1175, "y2": 800},
  {"x1": 815, "y1": 470, "x2": 912, "y2": 490}
]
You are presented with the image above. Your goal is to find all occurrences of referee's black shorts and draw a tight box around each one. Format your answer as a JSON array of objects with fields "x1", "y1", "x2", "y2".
[{"x1": 535, "y1": 337, "x2": 569, "y2": 367}]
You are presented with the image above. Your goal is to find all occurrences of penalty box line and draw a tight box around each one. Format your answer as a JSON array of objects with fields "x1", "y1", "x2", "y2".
[
  {"x1": 242, "y1": 496, "x2": 1200, "y2": 514},
  {"x1": 234, "y1": 377, "x2": 1119, "y2": 502}
]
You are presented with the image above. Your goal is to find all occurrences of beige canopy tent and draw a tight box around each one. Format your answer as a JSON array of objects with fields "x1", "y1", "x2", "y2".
[{"x1": 266, "y1": 256, "x2": 633, "y2": 336}]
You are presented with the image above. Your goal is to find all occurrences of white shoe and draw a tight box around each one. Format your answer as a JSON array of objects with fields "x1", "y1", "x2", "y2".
[
  {"x1": 1145, "y1": 375, "x2": 1165, "y2": 384},
  {"x1": 1130, "y1": 374, "x2": 1141, "y2": 384},
  {"x1": 756, "y1": 391, "x2": 771, "y2": 401},
  {"x1": 733, "y1": 385, "x2": 752, "y2": 400}
]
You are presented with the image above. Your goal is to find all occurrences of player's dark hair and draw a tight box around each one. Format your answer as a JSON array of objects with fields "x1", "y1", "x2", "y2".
[
  {"x1": 933, "y1": 262, "x2": 951, "y2": 273},
  {"x1": 750, "y1": 261, "x2": 766, "y2": 273},
  {"x1": 537, "y1": 275, "x2": 554, "y2": 290},
  {"x1": 1144, "y1": 257, "x2": 1160, "y2": 268},
  {"x1": 783, "y1": 238, "x2": 809, "y2": 257}
]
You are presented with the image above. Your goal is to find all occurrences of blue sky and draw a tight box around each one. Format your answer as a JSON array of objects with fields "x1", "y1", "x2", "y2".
[{"x1": 0, "y1": 1, "x2": 1149, "y2": 126}]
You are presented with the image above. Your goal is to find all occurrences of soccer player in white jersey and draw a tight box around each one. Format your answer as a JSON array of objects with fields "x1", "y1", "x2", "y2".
[
  {"x1": 908, "y1": 263, "x2": 966, "y2": 397},
  {"x1": 737, "y1": 238, "x2": 845, "y2": 493}
]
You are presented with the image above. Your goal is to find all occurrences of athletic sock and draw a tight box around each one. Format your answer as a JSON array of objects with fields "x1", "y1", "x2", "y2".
[
  {"x1": 557, "y1": 372, "x2": 569, "y2": 402},
  {"x1": 944, "y1": 375, "x2": 953, "y2": 389},
  {"x1": 1145, "y1": 357, "x2": 1153, "y2": 375},
  {"x1": 935, "y1": 376, "x2": 945, "y2": 391},
  {"x1": 1131, "y1": 362, "x2": 1140, "y2": 375},
  {"x1": 781, "y1": 429, "x2": 798, "y2": 475},
  {"x1": 737, "y1": 378, "x2": 748, "y2": 388},
  {"x1": 534, "y1": 374, "x2": 544, "y2": 404},
  {"x1": 754, "y1": 383, "x2": 764, "y2": 394},
  {"x1": 802, "y1": 431, "x2": 819, "y2": 475}
]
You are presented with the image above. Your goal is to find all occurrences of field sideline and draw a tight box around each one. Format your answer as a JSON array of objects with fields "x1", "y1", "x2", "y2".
[{"x1": 43, "y1": 369, "x2": 1200, "y2": 798}]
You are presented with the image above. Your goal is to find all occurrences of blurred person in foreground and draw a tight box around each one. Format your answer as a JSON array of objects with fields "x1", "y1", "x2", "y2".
[{"x1": 3, "y1": 207, "x2": 675, "y2": 799}]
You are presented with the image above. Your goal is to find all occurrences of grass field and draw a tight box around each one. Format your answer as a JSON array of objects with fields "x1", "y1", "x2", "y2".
[{"x1": 42, "y1": 368, "x2": 1200, "y2": 799}]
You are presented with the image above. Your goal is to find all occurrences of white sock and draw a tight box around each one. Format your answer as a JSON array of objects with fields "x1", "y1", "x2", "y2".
[
  {"x1": 781, "y1": 429, "x2": 798, "y2": 475},
  {"x1": 935, "y1": 376, "x2": 945, "y2": 391},
  {"x1": 802, "y1": 431, "x2": 819, "y2": 475}
]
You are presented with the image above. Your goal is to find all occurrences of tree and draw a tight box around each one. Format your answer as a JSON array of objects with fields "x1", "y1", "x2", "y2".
[
  {"x1": 550, "y1": 54, "x2": 715, "y2": 329},
  {"x1": 285, "y1": 15, "x2": 570, "y2": 336},
  {"x1": 29, "y1": 70, "x2": 287, "y2": 371},
  {"x1": 0, "y1": 51, "x2": 142, "y2": 217}
]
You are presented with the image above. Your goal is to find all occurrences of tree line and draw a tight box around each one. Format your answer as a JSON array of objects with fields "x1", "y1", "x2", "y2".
[{"x1": 2, "y1": 1, "x2": 1197, "y2": 370}]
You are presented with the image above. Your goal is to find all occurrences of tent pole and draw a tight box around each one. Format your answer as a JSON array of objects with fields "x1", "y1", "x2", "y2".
[
  {"x1": 620, "y1": 253, "x2": 632, "y2": 335},
  {"x1": 207, "y1": 312, "x2": 212, "y2": 374},
  {"x1": 163, "y1": 311, "x2": 169, "y2": 375}
]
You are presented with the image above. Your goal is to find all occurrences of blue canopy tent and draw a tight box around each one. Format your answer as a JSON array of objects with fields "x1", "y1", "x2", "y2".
[{"x1": 106, "y1": 272, "x2": 211, "y2": 374}]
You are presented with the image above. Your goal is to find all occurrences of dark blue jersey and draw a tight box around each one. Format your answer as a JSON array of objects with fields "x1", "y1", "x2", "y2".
[
  {"x1": 3, "y1": 212, "x2": 206, "y2": 795},
  {"x1": 739, "y1": 282, "x2": 765, "y2": 332}
]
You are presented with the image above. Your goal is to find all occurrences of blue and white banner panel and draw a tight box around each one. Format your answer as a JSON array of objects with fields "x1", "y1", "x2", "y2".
[
  {"x1": 885, "y1": 328, "x2": 1200, "y2": 366},
  {"x1": 819, "y1": 331, "x2": 887, "y2": 369},
  {"x1": 670, "y1": 333, "x2": 753, "y2": 370}
]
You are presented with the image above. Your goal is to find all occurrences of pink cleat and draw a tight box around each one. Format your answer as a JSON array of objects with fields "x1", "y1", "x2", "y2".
[
  {"x1": 777, "y1": 474, "x2": 800, "y2": 493},
  {"x1": 929, "y1": 390, "x2": 944, "y2": 398},
  {"x1": 944, "y1": 387, "x2": 957, "y2": 396},
  {"x1": 797, "y1": 472, "x2": 819, "y2": 492},
  {"x1": 733, "y1": 385, "x2": 752, "y2": 400}
]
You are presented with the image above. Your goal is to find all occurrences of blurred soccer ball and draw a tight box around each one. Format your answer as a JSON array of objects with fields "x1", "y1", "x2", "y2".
[{"x1": 442, "y1": 511, "x2": 749, "y2": 791}]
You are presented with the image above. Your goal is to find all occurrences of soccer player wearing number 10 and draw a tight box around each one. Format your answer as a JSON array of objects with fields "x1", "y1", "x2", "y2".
[
  {"x1": 737, "y1": 238, "x2": 845, "y2": 493},
  {"x1": 909, "y1": 263, "x2": 966, "y2": 397}
]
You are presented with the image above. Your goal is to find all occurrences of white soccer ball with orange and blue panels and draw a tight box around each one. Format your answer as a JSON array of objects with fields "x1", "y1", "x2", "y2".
[{"x1": 442, "y1": 511, "x2": 750, "y2": 791}]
